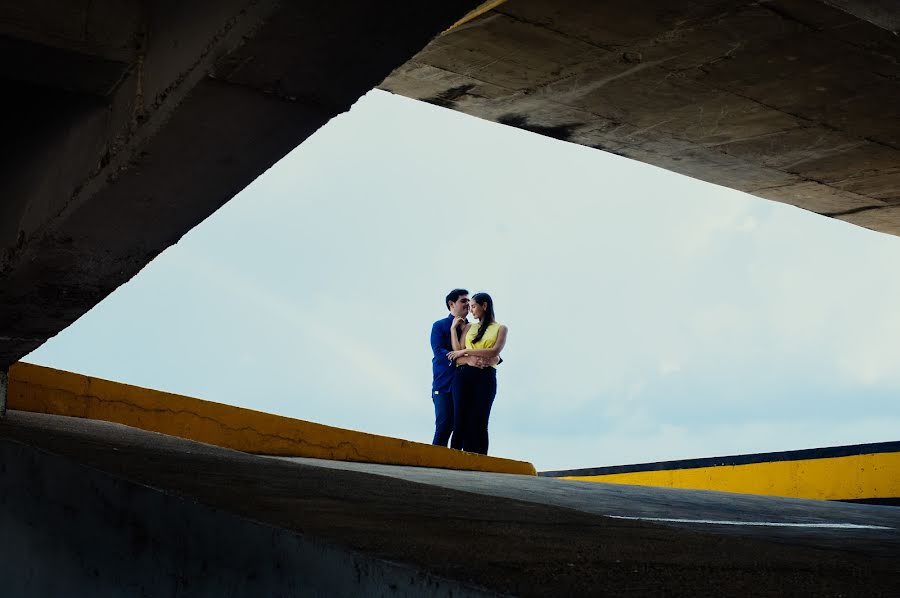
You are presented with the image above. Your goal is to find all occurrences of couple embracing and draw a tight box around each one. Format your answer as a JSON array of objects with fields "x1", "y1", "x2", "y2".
[{"x1": 430, "y1": 289, "x2": 509, "y2": 455}]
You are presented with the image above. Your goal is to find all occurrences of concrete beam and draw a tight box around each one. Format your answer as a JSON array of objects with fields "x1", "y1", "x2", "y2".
[
  {"x1": 0, "y1": 0, "x2": 481, "y2": 368},
  {"x1": 382, "y1": 0, "x2": 900, "y2": 234}
]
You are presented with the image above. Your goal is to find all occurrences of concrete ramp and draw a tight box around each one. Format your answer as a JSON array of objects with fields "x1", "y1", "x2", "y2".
[
  {"x1": 2, "y1": 411, "x2": 898, "y2": 596},
  {"x1": 280, "y1": 456, "x2": 900, "y2": 557},
  {"x1": 0, "y1": 434, "x2": 492, "y2": 598}
]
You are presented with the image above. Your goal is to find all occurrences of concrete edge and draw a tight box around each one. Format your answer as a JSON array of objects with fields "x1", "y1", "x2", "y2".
[
  {"x1": 8, "y1": 362, "x2": 536, "y2": 476},
  {"x1": 0, "y1": 436, "x2": 501, "y2": 597},
  {"x1": 544, "y1": 451, "x2": 900, "y2": 502},
  {"x1": 0, "y1": 368, "x2": 7, "y2": 417}
]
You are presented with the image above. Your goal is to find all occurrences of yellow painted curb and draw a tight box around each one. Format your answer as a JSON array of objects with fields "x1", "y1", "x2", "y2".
[
  {"x1": 7, "y1": 362, "x2": 536, "y2": 476},
  {"x1": 559, "y1": 453, "x2": 900, "y2": 502}
]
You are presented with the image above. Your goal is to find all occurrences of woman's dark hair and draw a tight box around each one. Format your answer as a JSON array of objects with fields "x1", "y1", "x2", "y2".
[
  {"x1": 445, "y1": 288, "x2": 469, "y2": 310},
  {"x1": 471, "y1": 292, "x2": 495, "y2": 344}
]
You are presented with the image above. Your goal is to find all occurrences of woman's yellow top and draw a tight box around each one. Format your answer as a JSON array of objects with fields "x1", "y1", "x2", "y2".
[{"x1": 465, "y1": 321, "x2": 502, "y2": 368}]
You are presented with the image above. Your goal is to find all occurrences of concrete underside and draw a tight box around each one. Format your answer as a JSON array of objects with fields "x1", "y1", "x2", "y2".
[
  {"x1": 0, "y1": 0, "x2": 482, "y2": 368},
  {"x1": 382, "y1": 0, "x2": 900, "y2": 227},
  {"x1": 1, "y1": 411, "x2": 898, "y2": 596},
  {"x1": 1, "y1": 0, "x2": 899, "y2": 371}
]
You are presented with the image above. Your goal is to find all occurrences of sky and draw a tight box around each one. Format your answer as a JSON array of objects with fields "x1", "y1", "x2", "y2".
[{"x1": 25, "y1": 89, "x2": 900, "y2": 471}]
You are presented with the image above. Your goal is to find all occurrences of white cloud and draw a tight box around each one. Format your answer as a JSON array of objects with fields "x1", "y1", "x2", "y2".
[{"x1": 658, "y1": 359, "x2": 682, "y2": 376}]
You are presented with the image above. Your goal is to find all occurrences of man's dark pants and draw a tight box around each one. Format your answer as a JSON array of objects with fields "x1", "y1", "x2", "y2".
[{"x1": 432, "y1": 391, "x2": 454, "y2": 446}]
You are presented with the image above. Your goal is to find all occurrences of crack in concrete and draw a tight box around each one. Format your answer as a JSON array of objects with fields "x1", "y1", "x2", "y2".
[
  {"x1": 546, "y1": 56, "x2": 686, "y2": 103},
  {"x1": 748, "y1": 177, "x2": 892, "y2": 217},
  {"x1": 758, "y1": 0, "x2": 824, "y2": 33},
  {"x1": 490, "y1": 1, "x2": 900, "y2": 153},
  {"x1": 401, "y1": 59, "x2": 519, "y2": 93},
  {"x1": 758, "y1": 1, "x2": 900, "y2": 71},
  {"x1": 702, "y1": 126, "x2": 804, "y2": 148},
  {"x1": 12, "y1": 376, "x2": 531, "y2": 473},
  {"x1": 492, "y1": 8, "x2": 619, "y2": 53},
  {"x1": 775, "y1": 142, "x2": 866, "y2": 173},
  {"x1": 207, "y1": 75, "x2": 342, "y2": 112},
  {"x1": 691, "y1": 72, "x2": 900, "y2": 152},
  {"x1": 820, "y1": 203, "x2": 900, "y2": 217},
  {"x1": 12, "y1": 382, "x2": 400, "y2": 460}
]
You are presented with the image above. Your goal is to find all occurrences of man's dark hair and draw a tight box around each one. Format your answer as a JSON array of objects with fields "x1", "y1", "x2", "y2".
[{"x1": 445, "y1": 288, "x2": 469, "y2": 310}]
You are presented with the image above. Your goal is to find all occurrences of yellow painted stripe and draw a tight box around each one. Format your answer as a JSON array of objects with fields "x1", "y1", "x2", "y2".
[
  {"x1": 562, "y1": 453, "x2": 900, "y2": 501},
  {"x1": 7, "y1": 362, "x2": 536, "y2": 476},
  {"x1": 443, "y1": 0, "x2": 507, "y2": 34}
]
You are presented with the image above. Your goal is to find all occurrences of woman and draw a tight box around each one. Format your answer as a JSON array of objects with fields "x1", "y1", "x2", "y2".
[{"x1": 446, "y1": 292, "x2": 508, "y2": 455}]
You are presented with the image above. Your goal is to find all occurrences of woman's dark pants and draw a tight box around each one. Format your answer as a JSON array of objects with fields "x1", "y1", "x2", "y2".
[{"x1": 450, "y1": 365, "x2": 497, "y2": 455}]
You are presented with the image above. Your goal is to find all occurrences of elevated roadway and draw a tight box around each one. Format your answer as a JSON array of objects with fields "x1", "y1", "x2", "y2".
[
  {"x1": 2, "y1": 410, "x2": 898, "y2": 596},
  {"x1": 272, "y1": 456, "x2": 900, "y2": 557}
]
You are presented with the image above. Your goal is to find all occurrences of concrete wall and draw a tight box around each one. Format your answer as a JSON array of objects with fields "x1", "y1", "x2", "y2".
[
  {"x1": 541, "y1": 442, "x2": 900, "y2": 503},
  {"x1": 0, "y1": 437, "x2": 496, "y2": 597},
  {"x1": 7, "y1": 362, "x2": 536, "y2": 475}
]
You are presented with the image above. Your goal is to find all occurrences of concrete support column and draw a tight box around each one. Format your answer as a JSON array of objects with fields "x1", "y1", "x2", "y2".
[{"x1": 0, "y1": 369, "x2": 7, "y2": 418}]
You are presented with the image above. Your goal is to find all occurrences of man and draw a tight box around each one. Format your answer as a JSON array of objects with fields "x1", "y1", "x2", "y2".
[{"x1": 430, "y1": 289, "x2": 470, "y2": 446}]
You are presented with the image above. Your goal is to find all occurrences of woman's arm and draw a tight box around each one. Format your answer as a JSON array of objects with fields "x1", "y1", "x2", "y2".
[
  {"x1": 448, "y1": 326, "x2": 507, "y2": 360},
  {"x1": 450, "y1": 320, "x2": 469, "y2": 352}
]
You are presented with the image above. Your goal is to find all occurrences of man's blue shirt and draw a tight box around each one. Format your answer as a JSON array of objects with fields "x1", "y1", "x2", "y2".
[{"x1": 431, "y1": 314, "x2": 458, "y2": 395}]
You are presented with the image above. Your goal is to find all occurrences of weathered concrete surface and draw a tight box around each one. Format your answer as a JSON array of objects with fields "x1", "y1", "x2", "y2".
[
  {"x1": 7, "y1": 361, "x2": 536, "y2": 474},
  {"x1": 0, "y1": 0, "x2": 482, "y2": 369},
  {"x1": 2, "y1": 411, "x2": 898, "y2": 596},
  {"x1": 0, "y1": 437, "x2": 497, "y2": 597},
  {"x1": 382, "y1": 0, "x2": 900, "y2": 231},
  {"x1": 280, "y1": 456, "x2": 900, "y2": 557}
]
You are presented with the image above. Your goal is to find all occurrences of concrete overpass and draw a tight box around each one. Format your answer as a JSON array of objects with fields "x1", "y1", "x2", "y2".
[
  {"x1": 1, "y1": 1, "x2": 899, "y2": 392},
  {"x1": 382, "y1": 0, "x2": 900, "y2": 225},
  {"x1": 0, "y1": 0, "x2": 484, "y2": 374}
]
